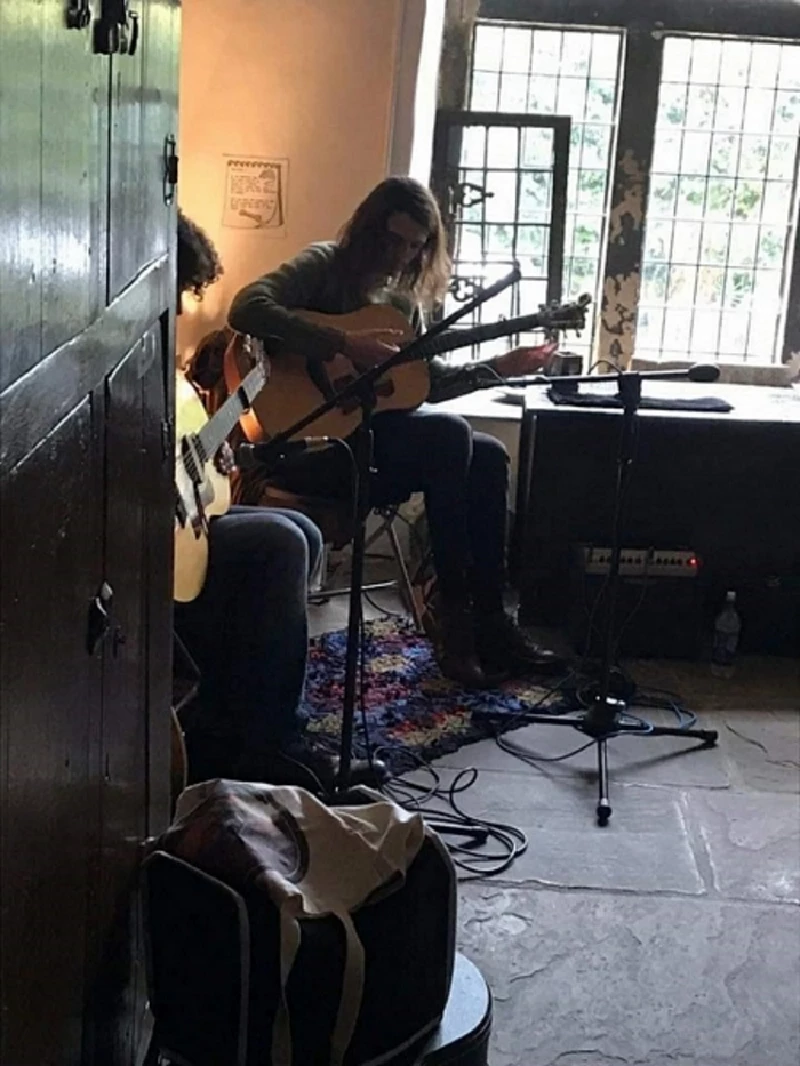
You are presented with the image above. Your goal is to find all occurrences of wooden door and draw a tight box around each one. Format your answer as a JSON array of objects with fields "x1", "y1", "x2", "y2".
[
  {"x1": 0, "y1": 402, "x2": 104, "y2": 1066},
  {"x1": 0, "y1": 2, "x2": 179, "y2": 1064}
]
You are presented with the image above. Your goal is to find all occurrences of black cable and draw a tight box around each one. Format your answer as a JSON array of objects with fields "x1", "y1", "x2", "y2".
[
  {"x1": 362, "y1": 590, "x2": 405, "y2": 619},
  {"x1": 609, "y1": 564, "x2": 651, "y2": 663},
  {"x1": 381, "y1": 753, "x2": 529, "y2": 880},
  {"x1": 586, "y1": 358, "x2": 621, "y2": 374},
  {"x1": 498, "y1": 733, "x2": 597, "y2": 763}
]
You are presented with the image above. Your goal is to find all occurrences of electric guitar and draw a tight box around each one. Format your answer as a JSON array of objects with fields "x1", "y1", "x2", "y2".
[
  {"x1": 174, "y1": 338, "x2": 267, "y2": 603},
  {"x1": 224, "y1": 295, "x2": 591, "y2": 442}
]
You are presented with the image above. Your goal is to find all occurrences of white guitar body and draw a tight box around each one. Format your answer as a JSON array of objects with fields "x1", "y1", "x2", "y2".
[{"x1": 174, "y1": 374, "x2": 232, "y2": 603}]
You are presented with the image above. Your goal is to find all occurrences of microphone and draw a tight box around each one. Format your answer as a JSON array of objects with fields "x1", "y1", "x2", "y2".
[
  {"x1": 634, "y1": 363, "x2": 721, "y2": 384},
  {"x1": 477, "y1": 262, "x2": 522, "y2": 302},
  {"x1": 236, "y1": 437, "x2": 333, "y2": 469}
]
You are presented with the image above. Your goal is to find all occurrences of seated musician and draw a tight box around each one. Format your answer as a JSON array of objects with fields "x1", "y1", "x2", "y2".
[
  {"x1": 174, "y1": 209, "x2": 382, "y2": 788},
  {"x1": 227, "y1": 177, "x2": 568, "y2": 688}
]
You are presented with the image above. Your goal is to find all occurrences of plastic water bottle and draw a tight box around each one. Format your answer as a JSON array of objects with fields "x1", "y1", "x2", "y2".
[{"x1": 711, "y1": 591, "x2": 741, "y2": 679}]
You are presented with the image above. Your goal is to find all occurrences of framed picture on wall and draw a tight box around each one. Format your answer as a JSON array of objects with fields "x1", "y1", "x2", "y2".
[{"x1": 222, "y1": 155, "x2": 289, "y2": 235}]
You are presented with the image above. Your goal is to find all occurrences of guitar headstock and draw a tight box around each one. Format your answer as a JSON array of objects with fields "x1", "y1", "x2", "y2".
[
  {"x1": 536, "y1": 293, "x2": 592, "y2": 336},
  {"x1": 239, "y1": 334, "x2": 267, "y2": 371},
  {"x1": 225, "y1": 332, "x2": 269, "y2": 402}
]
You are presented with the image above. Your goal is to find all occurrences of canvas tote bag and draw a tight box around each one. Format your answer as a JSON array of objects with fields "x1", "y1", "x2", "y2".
[{"x1": 161, "y1": 779, "x2": 427, "y2": 1066}]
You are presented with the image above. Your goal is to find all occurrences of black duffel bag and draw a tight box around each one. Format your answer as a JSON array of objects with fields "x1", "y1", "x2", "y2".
[{"x1": 142, "y1": 779, "x2": 457, "y2": 1066}]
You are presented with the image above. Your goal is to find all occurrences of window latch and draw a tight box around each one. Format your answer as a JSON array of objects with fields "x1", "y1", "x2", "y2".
[
  {"x1": 93, "y1": 0, "x2": 139, "y2": 56},
  {"x1": 66, "y1": 0, "x2": 92, "y2": 30}
]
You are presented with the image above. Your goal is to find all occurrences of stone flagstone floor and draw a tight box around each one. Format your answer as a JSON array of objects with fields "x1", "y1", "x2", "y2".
[{"x1": 310, "y1": 595, "x2": 800, "y2": 1066}]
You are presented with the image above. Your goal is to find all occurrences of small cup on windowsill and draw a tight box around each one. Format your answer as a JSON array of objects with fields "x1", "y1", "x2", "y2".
[{"x1": 548, "y1": 350, "x2": 583, "y2": 394}]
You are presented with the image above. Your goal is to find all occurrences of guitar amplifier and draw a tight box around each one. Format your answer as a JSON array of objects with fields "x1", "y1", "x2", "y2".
[
  {"x1": 516, "y1": 386, "x2": 800, "y2": 660},
  {"x1": 567, "y1": 546, "x2": 703, "y2": 660}
]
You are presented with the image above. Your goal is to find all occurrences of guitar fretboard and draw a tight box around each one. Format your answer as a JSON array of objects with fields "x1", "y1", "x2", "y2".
[
  {"x1": 195, "y1": 364, "x2": 266, "y2": 461},
  {"x1": 407, "y1": 300, "x2": 589, "y2": 362}
]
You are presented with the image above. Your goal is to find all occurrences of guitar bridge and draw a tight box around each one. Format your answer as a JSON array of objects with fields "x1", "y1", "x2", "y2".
[{"x1": 175, "y1": 490, "x2": 188, "y2": 528}]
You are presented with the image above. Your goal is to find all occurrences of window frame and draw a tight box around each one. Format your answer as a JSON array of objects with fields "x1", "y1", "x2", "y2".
[
  {"x1": 432, "y1": 109, "x2": 572, "y2": 304},
  {"x1": 475, "y1": 0, "x2": 800, "y2": 365}
]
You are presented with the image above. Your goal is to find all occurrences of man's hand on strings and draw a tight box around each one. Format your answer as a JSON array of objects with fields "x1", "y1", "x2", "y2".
[
  {"x1": 342, "y1": 329, "x2": 403, "y2": 367},
  {"x1": 214, "y1": 441, "x2": 237, "y2": 477},
  {"x1": 492, "y1": 340, "x2": 559, "y2": 379}
]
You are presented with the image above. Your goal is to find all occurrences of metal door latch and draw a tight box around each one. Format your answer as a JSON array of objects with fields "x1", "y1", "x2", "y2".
[
  {"x1": 86, "y1": 582, "x2": 114, "y2": 656},
  {"x1": 66, "y1": 0, "x2": 92, "y2": 29},
  {"x1": 93, "y1": 0, "x2": 139, "y2": 56}
]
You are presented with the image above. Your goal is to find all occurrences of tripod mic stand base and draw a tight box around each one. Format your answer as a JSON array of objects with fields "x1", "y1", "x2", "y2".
[
  {"x1": 524, "y1": 710, "x2": 719, "y2": 827},
  {"x1": 331, "y1": 759, "x2": 390, "y2": 799}
]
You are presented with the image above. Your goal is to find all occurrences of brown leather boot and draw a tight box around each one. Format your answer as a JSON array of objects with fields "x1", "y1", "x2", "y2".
[
  {"x1": 431, "y1": 598, "x2": 504, "y2": 689},
  {"x1": 475, "y1": 610, "x2": 568, "y2": 677}
]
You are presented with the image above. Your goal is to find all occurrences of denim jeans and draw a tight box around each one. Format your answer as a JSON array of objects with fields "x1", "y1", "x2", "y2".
[
  {"x1": 174, "y1": 506, "x2": 322, "y2": 752},
  {"x1": 271, "y1": 406, "x2": 510, "y2": 612},
  {"x1": 370, "y1": 407, "x2": 509, "y2": 611}
]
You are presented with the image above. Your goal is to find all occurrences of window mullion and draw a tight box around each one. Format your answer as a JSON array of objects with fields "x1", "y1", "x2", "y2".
[{"x1": 597, "y1": 27, "x2": 664, "y2": 369}]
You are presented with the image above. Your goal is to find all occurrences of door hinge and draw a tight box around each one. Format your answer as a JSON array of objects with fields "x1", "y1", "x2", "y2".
[{"x1": 163, "y1": 135, "x2": 178, "y2": 205}]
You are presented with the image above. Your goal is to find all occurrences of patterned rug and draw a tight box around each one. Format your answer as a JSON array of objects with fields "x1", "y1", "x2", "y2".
[{"x1": 301, "y1": 617, "x2": 554, "y2": 773}]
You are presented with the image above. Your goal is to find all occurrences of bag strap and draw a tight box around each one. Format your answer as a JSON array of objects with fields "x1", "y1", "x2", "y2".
[
  {"x1": 328, "y1": 908, "x2": 365, "y2": 1066},
  {"x1": 271, "y1": 903, "x2": 366, "y2": 1066},
  {"x1": 272, "y1": 903, "x2": 302, "y2": 1066}
]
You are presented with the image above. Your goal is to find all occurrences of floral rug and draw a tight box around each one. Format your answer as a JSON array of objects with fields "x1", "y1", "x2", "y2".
[{"x1": 301, "y1": 617, "x2": 554, "y2": 774}]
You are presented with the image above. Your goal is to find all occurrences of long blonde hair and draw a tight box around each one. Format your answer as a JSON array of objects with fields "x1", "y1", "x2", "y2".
[{"x1": 337, "y1": 177, "x2": 451, "y2": 309}]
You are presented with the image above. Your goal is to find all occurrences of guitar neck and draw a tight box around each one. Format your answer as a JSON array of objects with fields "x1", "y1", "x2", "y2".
[
  {"x1": 412, "y1": 310, "x2": 558, "y2": 360},
  {"x1": 196, "y1": 365, "x2": 264, "y2": 459}
]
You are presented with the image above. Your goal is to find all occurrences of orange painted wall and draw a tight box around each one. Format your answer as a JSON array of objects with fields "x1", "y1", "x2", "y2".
[{"x1": 177, "y1": 0, "x2": 405, "y2": 354}]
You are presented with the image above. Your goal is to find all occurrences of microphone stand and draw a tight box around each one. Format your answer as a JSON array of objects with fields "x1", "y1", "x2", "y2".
[
  {"x1": 245, "y1": 266, "x2": 523, "y2": 799},
  {"x1": 480, "y1": 365, "x2": 719, "y2": 826}
]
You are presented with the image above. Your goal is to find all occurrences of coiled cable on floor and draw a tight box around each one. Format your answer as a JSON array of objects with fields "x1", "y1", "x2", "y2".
[{"x1": 382, "y1": 754, "x2": 528, "y2": 881}]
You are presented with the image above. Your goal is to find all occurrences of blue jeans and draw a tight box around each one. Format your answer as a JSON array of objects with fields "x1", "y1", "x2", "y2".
[
  {"x1": 174, "y1": 506, "x2": 322, "y2": 752},
  {"x1": 269, "y1": 406, "x2": 510, "y2": 611},
  {"x1": 371, "y1": 407, "x2": 509, "y2": 611}
]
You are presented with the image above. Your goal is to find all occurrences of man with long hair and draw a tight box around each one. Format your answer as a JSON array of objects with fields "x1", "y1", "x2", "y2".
[
  {"x1": 228, "y1": 177, "x2": 565, "y2": 688},
  {"x1": 175, "y1": 209, "x2": 382, "y2": 787}
]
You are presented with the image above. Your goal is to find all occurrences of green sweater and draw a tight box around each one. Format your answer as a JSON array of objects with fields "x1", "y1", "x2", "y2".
[{"x1": 227, "y1": 241, "x2": 500, "y2": 403}]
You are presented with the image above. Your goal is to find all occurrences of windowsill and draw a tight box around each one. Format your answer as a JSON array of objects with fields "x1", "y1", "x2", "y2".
[
  {"x1": 433, "y1": 388, "x2": 524, "y2": 422},
  {"x1": 635, "y1": 359, "x2": 793, "y2": 369}
]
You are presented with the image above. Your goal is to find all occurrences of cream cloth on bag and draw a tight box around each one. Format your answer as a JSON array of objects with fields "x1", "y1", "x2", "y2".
[{"x1": 166, "y1": 780, "x2": 426, "y2": 1066}]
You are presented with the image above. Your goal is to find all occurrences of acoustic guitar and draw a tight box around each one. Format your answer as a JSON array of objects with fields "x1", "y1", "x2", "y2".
[
  {"x1": 174, "y1": 338, "x2": 267, "y2": 603},
  {"x1": 225, "y1": 296, "x2": 590, "y2": 443}
]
